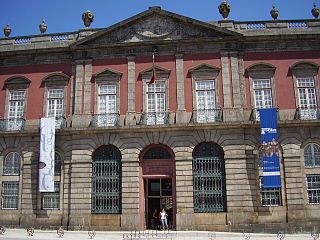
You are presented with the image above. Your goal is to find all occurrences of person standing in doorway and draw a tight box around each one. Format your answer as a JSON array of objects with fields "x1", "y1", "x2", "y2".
[{"x1": 160, "y1": 208, "x2": 168, "y2": 231}]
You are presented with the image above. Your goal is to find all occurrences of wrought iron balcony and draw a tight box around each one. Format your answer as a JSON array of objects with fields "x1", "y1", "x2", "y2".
[
  {"x1": 191, "y1": 109, "x2": 223, "y2": 123},
  {"x1": 139, "y1": 112, "x2": 169, "y2": 125},
  {"x1": 0, "y1": 118, "x2": 25, "y2": 131},
  {"x1": 91, "y1": 113, "x2": 120, "y2": 127},
  {"x1": 54, "y1": 117, "x2": 66, "y2": 129},
  {"x1": 294, "y1": 107, "x2": 320, "y2": 120},
  {"x1": 249, "y1": 108, "x2": 279, "y2": 122}
]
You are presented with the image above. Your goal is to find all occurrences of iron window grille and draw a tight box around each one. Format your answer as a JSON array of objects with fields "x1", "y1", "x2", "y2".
[
  {"x1": 42, "y1": 182, "x2": 60, "y2": 210},
  {"x1": 92, "y1": 146, "x2": 121, "y2": 214},
  {"x1": 1, "y1": 182, "x2": 19, "y2": 209},
  {"x1": 3, "y1": 152, "x2": 21, "y2": 175},
  {"x1": 306, "y1": 175, "x2": 320, "y2": 204},
  {"x1": 304, "y1": 143, "x2": 320, "y2": 167},
  {"x1": 193, "y1": 143, "x2": 226, "y2": 212},
  {"x1": 259, "y1": 177, "x2": 281, "y2": 206}
]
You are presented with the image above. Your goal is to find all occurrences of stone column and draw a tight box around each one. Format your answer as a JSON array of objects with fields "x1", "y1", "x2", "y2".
[
  {"x1": 175, "y1": 54, "x2": 188, "y2": 124},
  {"x1": 83, "y1": 59, "x2": 92, "y2": 114},
  {"x1": 282, "y1": 143, "x2": 305, "y2": 223},
  {"x1": 67, "y1": 147, "x2": 92, "y2": 229},
  {"x1": 73, "y1": 60, "x2": 84, "y2": 115},
  {"x1": 120, "y1": 151, "x2": 140, "y2": 230},
  {"x1": 126, "y1": 56, "x2": 136, "y2": 125},
  {"x1": 220, "y1": 52, "x2": 232, "y2": 108},
  {"x1": 224, "y1": 145, "x2": 258, "y2": 226},
  {"x1": 175, "y1": 152, "x2": 195, "y2": 230}
]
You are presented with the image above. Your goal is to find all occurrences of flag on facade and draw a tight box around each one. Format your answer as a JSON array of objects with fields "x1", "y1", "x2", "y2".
[{"x1": 148, "y1": 51, "x2": 156, "y2": 85}]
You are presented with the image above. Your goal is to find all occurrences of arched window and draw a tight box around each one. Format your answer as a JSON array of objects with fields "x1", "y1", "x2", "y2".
[
  {"x1": 3, "y1": 152, "x2": 21, "y2": 175},
  {"x1": 304, "y1": 143, "x2": 320, "y2": 167},
  {"x1": 193, "y1": 142, "x2": 226, "y2": 212},
  {"x1": 92, "y1": 145, "x2": 122, "y2": 213}
]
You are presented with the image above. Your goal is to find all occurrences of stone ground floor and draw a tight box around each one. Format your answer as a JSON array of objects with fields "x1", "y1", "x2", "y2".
[{"x1": 0, "y1": 124, "x2": 319, "y2": 232}]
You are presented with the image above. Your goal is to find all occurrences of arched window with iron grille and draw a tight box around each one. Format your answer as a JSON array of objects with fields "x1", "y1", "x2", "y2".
[
  {"x1": 92, "y1": 145, "x2": 122, "y2": 214},
  {"x1": 193, "y1": 142, "x2": 226, "y2": 212}
]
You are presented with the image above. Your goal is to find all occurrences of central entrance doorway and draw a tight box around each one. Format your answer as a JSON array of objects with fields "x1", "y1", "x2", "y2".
[
  {"x1": 145, "y1": 178, "x2": 173, "y2": 229},
  {"x1": 140, "y1": 145, "x2": 176, "y2": 230}
]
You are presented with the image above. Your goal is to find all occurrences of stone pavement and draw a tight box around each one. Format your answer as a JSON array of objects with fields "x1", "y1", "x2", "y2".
[{"x1": 0, "y1": 228, "x2": 314, "y2": 240}]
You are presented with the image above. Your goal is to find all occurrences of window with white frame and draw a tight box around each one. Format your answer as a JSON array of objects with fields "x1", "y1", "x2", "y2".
[
  {"x1": 195, "y1": 80, "x2": 217, "y2": 123},
  {"x1": 42, "y1": 182, "x2": 60, "y2": 209},
  {"x1": 3, "y1": 152, "x2": 21, "y2": 175},
  {"x1": 304, "y1": 143, "x2": 320, "y2": 167},
  {"x1": 1, "y1": 182, "x2": 19, "y2": 209},
  {"x1": 146, "y1": 82, "x2": 166, "y2": 125},
  {"x1": 297, "y1": 77, "x2": 318, "y2": 119},
  {"x1": 306, "y1": 175, "x2": 320, "y2": 204},
  {"x1": 47, "y1": 89, "x2": 64, "y2": 118},
  {"x1": 97, "y1": 84, "x2": 118, "y2": 126},
  {"x1": 253, "y1": 78, "x2": 273, "y2": 109},
  {"x1": 260, "y1": 177, "x2": 281, "y2": 206},
  {"x1": 7, "y1": 91, "x2": 26, "y2": 130}
]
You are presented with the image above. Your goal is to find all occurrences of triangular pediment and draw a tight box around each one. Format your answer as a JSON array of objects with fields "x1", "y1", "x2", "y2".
[
  {"x1": 72, "y1": 7, "x2": 241, "y2": 48},
  {"x1": 189, "y1": 63, "x2": 220, "y2": 73}
]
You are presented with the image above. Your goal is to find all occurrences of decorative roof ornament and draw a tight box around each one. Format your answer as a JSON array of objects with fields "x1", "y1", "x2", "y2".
[
  {"x1": 3, "y1": 24, "x2": 11, "y2": 37},
  {"x1": 82, "y1": 10, "x2": 94, "y2": 28},
  {"x1": 270, "y1": 5, "x2": 279, "y2": 20},
  {"x1": 218, "y1": 1, "x2": 231, "y2": 19},
  {"x1": 39, "y1": 19, "x2": 47, "y2": 34},
  {"x1": 312, "y1": 3, "x2": 319, "y2": 18}
]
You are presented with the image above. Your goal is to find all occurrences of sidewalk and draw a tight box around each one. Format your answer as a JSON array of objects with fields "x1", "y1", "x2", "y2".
[{"x1": 0, "y1": 228, "x2": 314, "y2": 240}]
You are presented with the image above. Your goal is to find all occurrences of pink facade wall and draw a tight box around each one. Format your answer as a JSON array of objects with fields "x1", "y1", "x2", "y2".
[
  {"x1": 0, "y1": 63, "x2": 72, "y2": 120},
  {"x1": 243, "y1": 51, "x2": 320, "y2": 110}
]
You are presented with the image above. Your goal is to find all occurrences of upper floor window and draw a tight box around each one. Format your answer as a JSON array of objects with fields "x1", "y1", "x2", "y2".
[
  {"x1": 140, "y1": 66, "x2": 171, "y2": 125},
  {"x1": 291, "y1": 62, "x2": 319, "y2": 120},
  {"x1": 42, "y1": 73, "x2": 69, "y2": 129},
  {"x1": 247, "y1": 63, "x2": 276, "y2": 121},
  {"x1": 189, "y1": 63, "x2": 221, "y2": 123},
  {"x1": 304, "y1": 143, "x2": 320, "y2": 167},
  {"x1": 92, "y1": 68, "x2": 122, "y2": 127},
  {"x1": 3, "y1": 152, "x2": 21, "y2": 176},
  {"x1": 2, "y1": 76, "x2": 30, "y2": 131}
]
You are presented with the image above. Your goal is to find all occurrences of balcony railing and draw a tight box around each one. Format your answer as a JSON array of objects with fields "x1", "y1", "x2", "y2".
[
  {"x1": 191, "y1": 109, "x2": 223, "y2": 123},
  {"x1": 294, "y1": 107, "x2": 320, "y2": 120},
  {"x1": 90, "y1": 113, "x2": 120, "y2": 127},
  {"x1": 0, "y1": 118, "x2": 25, "y2": 131},
  {"x1": 54, "y1": 117, "x2": 66, "y2": 129},
  {"x1": 139, "y1": 112, "x2": 169, "y2": 125},
  {"x1": 249, "y1": 108, "x2": 279, "y2": 122}
]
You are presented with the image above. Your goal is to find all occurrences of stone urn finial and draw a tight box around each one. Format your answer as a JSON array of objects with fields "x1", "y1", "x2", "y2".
[
  {"x1": 82, "y1": 10, "x2": 94, "y2": 28},
  {"x1": 270, "y1": 5, "x2": 279, "y2": 20},
  {"x1": 3, "y1": 24, "x2": 11, "y2": 37},
  {"x1": 39, "y1": 19, "x2": 47, "y2": 34},
  {"x1": 218, "y1": 1, "x2": 231, "y2": 19},
  {"x1": 312, "y1": 3, "x2": 319, "y2": 18}
]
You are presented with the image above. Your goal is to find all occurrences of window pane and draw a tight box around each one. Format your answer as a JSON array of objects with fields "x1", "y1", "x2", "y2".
[
  {"x1": 10, "y1": 91, "x2": 25, "y2": 100},
  {"x1": 306, "y1": 175, "x2": 320, "y2": 204},
  {"x1": 297, "y1": 78, "x2": 315, "y2": 87},
  {"x1": 42, "y1": 182, "x2": 60, "y2": 209},
  {"x1": 3, "y1": 152, "x2": 21, "y2": 175},
  {"x1": 253, "y1": 79, "x2": 271, "y2": 89},
  {"x1": 48, "y1": 89, "x2": 64, "y2": 98},
  {"x1": 1, "y1": 182, "x2": 19, "y2": 209},
  {"x1": 99, "y1": 85, "x2": 116, "y2": 95}
]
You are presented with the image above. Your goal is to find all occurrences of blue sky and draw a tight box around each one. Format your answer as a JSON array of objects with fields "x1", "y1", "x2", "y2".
[{"x1": 1, "y1": 0, "x2": 319, "y2": 37}]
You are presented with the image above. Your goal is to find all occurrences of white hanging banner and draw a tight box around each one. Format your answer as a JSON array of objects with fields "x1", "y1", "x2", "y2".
[{"x1": 39, "y1": 117, "x2": 55, "y2": 192}]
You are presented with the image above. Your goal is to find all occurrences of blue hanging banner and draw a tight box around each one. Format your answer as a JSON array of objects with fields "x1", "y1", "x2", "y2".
[{"x1": 259, "y1": 108, "x2": 281, "y2": 188}]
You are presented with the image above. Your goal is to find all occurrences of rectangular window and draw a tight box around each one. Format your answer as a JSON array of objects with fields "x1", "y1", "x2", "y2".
[
  {"x1": 260, "y1": 177, "x2": 281, "y2": 206},
  {"x1": 146, "y1": 82, "x2": 166, "y2": 125},
  {"x1": 96, "y1": 85, "x2": 118, "y2": 126},
  {"x1": 253, "y1": 79, "x2": 273, "y2": 121},
  {"x1": 1, "y1": 182, "x2": 19, "y2": 209},
  {"x1": 306, "y1": 175, "x2": 320, "y2": 204},
  {"x1": 42, "y1": 182, "x2": 60, "y2": 210},
  {"x1": 297, "y1": 77, "x2": 318, "y2": 120},
  {"x1": 7, "y1": 91, "x2": 25, "y2": 130},
  {"x1": 195, "y1": 80, "x2": 218, "y2": 123},
  {"x1": 47, "y1": 89, "x2": 64, "y2": 118}
]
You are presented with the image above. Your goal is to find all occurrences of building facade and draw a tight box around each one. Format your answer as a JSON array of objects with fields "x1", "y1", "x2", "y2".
[{"x1": 0, "y1": 6, "x2": 320, "y2": 232}]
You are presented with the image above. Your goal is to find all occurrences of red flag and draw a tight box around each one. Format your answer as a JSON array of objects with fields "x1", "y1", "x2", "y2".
[{"x1": 148, "y1": 52, "x2": 156, "y2": 85}]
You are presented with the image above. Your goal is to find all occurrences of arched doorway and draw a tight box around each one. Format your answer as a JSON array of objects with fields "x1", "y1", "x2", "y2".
[{"x1": 140, "y1": 145, "x2": 176, "y2": 230}]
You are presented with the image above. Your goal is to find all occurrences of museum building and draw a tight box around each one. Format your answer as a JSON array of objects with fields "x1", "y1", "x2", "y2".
[{"x1": 0, "y1": 2, "x2": 320, "y2": 232}]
